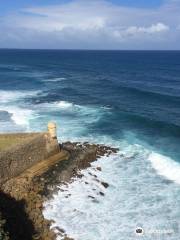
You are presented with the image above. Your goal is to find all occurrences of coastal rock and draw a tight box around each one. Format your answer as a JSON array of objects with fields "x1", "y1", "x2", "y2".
[
  {"x1": 96, "y1": 166, "x2": 102, "y2": 171},
  {"x1": 0, "y1": 141, "x2": 118, "y2": 240},
  {"x1": 101, "y1": 181, "x2": 109, "y2": 188}
]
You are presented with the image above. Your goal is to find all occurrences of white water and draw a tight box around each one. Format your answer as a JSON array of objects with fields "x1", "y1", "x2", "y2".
[
  {"x1": 43, "y1": 143, "x2": 180, "y2": 240},
  {"x1": 148, "y1": 152, "x2": 180, "y2": 185},
  {"x1": 0, "y1": 90, "x2": 38, "y2": 131},
  {"x1": 28, "y1": 100, "x2": 108, "y2": 140},
  {"x1": 1, "y1": 106, "x2": 34, "y2": 126},
  {"x1": 1, "y1": 90, "x2": 180, "y2": 239},
  {"x1": 40, "y1": 100, "x2": 180, "y2": 240},
  {"x1": 43, "y1": 77, "x2": 66, "y2": 82},
  {"x1": 0, "y1": 90, "x2": 38, "y2": 103}
]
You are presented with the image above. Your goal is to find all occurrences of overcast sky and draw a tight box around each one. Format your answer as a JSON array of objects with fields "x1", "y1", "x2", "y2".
[{"x1": 0, "y1": 0, "x2": 180, "y2": 49}]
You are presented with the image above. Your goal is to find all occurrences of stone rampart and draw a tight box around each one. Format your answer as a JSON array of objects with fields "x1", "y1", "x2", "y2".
[{"x1": 0, "y1": 128, "x2": 60, "y2": 184}]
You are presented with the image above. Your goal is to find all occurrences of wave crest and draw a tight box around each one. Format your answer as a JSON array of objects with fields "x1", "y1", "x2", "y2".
[
  {"x1": 57, "y1": 101, "x2": 74, "y2": 109},
  {"x1": 148, "y1": 152, "x2": 180, "y2": 185},
  {"x1": 43, "y1": 77, "x2": 66, "y2": 82},
  {"x1": 0, "y1": 90, "x2": 39, "y2": 103}
]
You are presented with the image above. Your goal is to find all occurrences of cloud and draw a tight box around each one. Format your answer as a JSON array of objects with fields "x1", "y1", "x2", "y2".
[
  {"x1": 0, "y1": 0, "x2": 179, "y2": 49},
  {"x1": 126, "y1": 23, "x2": 169, "y2": 35},
  {"x1": 112, "y1": 23, "x2": 169, "y2": 40}
]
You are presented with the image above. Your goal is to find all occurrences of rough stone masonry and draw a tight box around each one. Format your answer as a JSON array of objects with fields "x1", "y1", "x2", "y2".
[{"x1": 0, "y1": 123, "x2": 60, "y2": 184}]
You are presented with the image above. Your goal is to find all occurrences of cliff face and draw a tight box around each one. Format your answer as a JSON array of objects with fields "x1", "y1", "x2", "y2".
[{"x1": 0, "y1": 142, "x2": 118, "y2": 240}]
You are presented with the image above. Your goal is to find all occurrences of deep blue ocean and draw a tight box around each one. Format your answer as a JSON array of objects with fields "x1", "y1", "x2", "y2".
[{"x1": 0, "y1": 50, "x2": 180, "y2": 239}]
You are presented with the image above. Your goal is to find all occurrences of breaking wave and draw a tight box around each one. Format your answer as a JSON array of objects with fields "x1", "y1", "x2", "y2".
[
  {"x1": 0, "y1": 90, "x2": 39, "y2": 103},
  {"x1": 148, "y1": 152, "x2": 180, "y2": 185},
  {"x1": 43, "y1": 143, "x2": 180, "y2": 240},
  {"x1": 43, "y1": 77, "x2": 66, "y2": 82},
  {"x1": 1, "y1": 50, "x2": 180, "y2": 240},
  {"x1": 56, "y1": 101, "x2": 74, "y2": 109},
  {"x1": 0, "y1": 90, "x2": 39, "y2": 131}
]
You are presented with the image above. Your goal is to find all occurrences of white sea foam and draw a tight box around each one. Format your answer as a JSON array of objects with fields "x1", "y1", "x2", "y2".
[
  {"x1": 0, "y1": 90, "x2": 38, "y2": 132},
  {"x1": 0, "y1": 106, "x2": 34, "y2": 127},
  {"x1": 0, "y1": 90, "x2": 39, "y2": 103},
  {"x1": 10, "y1": 108, "x2": 34, "y2": 127},
  {"x1": 36, "y1": 101, "x2": 76, "y2": 111},
  {"x1": 148, "y1": 152, "x2": 180, "y2": 185},
  {"x1": 43, "y1": 142, "x2": 180, "y2": 240},
  {"x1": 55, "y1": 101, "x2": 101, "y2": 117},
  {"x1": 0, "y1": 90, "x2": 39, "y2": 130},
  {"x1": 43, "y1": 77, "x2": 66, "y2": 82},
  {"x1": 56, "y1": 101, "x2": 74, "y2": 109},
  {"x1": 2, "y1": 89, "x2": 179, "y2": 239},
  {"x1": 31, "y1": 100, "x2": 110, "y2": 141},
  {"x1": 5, "y1": 90, "x2": 176, "y2": 240},
  {"x1": 43, "y1": 153, "x2": 123, "y2": 240},
  {"x1": 38, "y1": 100, "x2": 106, "y2": 113}
]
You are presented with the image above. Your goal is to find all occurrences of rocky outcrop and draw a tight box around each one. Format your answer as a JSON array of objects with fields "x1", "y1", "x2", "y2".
[{"x1": 0, "y1": 142, "x2": 118, "y2": 240}]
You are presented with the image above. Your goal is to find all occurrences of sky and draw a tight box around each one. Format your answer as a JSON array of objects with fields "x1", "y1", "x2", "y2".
[{"x1": 0, "y1": 0, "x2": 180, "y2": 49}]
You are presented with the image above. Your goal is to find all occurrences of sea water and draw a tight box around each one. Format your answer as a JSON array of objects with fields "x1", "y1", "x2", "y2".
[{"x1": 0, "y1": 50, "x2": 180, "y2": 239}]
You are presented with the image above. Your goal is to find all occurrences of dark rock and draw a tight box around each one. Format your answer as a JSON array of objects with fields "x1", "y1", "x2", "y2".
[
  {"x1": 88, "y1": 195, "x2": 95, "y2": 199},
  {"x1": 101, "y1": 182, "x2": 109, "y2": 188},
  {"x1": 55, "y1": 226, "x2": 65, "y2": 233},
  {"x1": 96, "y1": 167, "x2": 102, "y2": 171},
  {"x1": 0, "y1": 141, "x2": 117, "y2": 240},
  {"x1": 99, "y1": 191, "x2": 105, "y2": 196}
]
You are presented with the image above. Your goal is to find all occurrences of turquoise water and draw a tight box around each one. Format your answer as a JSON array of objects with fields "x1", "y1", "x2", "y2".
[{"x1": 0, "y1": 50, "x2": 180, "y2": 239}]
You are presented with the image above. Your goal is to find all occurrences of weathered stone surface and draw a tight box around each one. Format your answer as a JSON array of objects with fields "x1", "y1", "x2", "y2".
[
  {"x1": 0, "y1": 132, "x2": 60, "y2": 184},
  {"x1": 0, "y1": 142, "x2": 118, "y2": 240}
]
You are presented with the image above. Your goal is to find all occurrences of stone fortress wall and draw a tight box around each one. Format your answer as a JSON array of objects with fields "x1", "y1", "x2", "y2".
[{"x1": 0, "y1": 123, "x2": 60, "y2": 184}]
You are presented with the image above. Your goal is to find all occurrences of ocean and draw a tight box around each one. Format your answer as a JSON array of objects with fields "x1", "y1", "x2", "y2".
[{"x1": 0, "y1": 49, "x2": 180, "y2": 239}]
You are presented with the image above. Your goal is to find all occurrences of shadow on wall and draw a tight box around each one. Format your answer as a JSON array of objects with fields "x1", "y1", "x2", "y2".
[{"x1": 0, "y1": 191, "x2": 35, "y2": 240}]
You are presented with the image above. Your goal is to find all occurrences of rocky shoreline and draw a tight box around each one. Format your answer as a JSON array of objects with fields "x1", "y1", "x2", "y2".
[{"x1": 0, "y1": 142, "x2": 118, "y2": 240}]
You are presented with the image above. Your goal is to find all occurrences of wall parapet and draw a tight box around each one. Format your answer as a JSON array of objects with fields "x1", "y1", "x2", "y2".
[{"x1": 0, "y1": 127, "x2": 60, "y2": 184}]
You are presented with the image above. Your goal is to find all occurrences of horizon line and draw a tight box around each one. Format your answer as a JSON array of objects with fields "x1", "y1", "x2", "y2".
[{"x1": 0, "y1": 48, "x2": 180, "y2": 51}]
